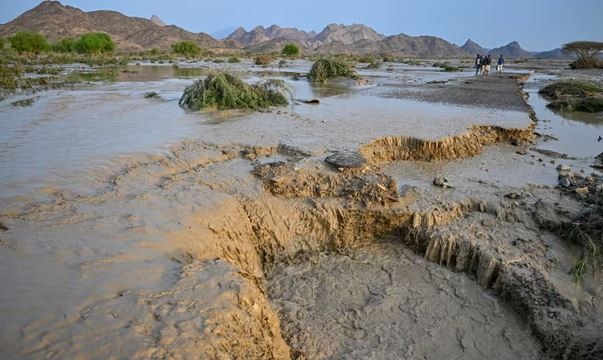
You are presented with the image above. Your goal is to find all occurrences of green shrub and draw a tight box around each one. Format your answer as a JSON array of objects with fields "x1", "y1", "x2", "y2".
[
  {"x1": 179, "y1": 72, "x2": 289, "y2": 111},
  {"x1": 228, "y1": 57, "x2": 240, "y2": 63},
  {"x1": 75, "y1": 33, "x2": 115, "y2": 54},
  {"x1": 0, "y1": 37, "x2": 4, "y2": 50},
  {"x1": 172, "y1": 41, "x2": 201, "y2": 57},
  {"x1": 282, "y1": 43, "x2": 300, "y2": 57},
  {"x1": 308, "y1": 59, "x2": 356, "y2": 83},
  {"x1": 10, "y1": 31, "x2": 49, "y2": 54},
  {"x1": 547, "y1": 98, "x2": 603, "y2": 113},
  {"x1": 52, "y1": 38, "x2": 77, "y2": 53},
  {"x1": 539, "y1": 81, "x2": 602, "y2": 100}
]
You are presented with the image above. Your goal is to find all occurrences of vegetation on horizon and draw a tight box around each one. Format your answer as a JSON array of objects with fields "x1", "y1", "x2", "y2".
[
  {"x1": 281, "y1": 43, "x2": 300, "y2": 57},
  {"x1": 562, "y1": 41, "x2": 603, "y2": 69},
  {"x1": 308, "y1": 59, "x2": 357, "y2": 83},
  {"x1": 178, "y1": 72, "x2": 289, "y2": 111},
  {"x1": 74, "y1": 33, "x2": 115, "y2": 54},
  {"x1": 172, "y1": 40, "x2": 201, "y2": 57},
  {"x1": 10, "y1": 31, "x2": 49, "y2": 54}
]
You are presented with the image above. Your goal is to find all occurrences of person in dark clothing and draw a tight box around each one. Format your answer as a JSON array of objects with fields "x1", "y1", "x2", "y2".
[
  {"x1": 497, "y1": 54, "x2": 505, "y2": 74},
  {"x1": 484, "y1": 55, "x2": 491, "y2": 76},
  {"x1": 475, "y1": 54, "x2": 482, "y2": 76}
]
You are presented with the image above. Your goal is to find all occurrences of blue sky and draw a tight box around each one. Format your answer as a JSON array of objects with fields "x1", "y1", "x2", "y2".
[{"x1": 1, "y1": 0, "x2": 602, "y2": 50}]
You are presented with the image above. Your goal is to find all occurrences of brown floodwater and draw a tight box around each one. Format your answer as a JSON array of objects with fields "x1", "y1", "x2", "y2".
[{"x1": 0, "y1": 62, "x2": 600, "y2": 359}]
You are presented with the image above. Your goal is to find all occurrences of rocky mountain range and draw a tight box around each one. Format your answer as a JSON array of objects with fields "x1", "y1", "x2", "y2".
[
  {"x1": 0, "y1": 1, "x2": 222, "y2": 51},
  {"x1": 0, "y1": 1, "x2": 572, "y2": 58}
]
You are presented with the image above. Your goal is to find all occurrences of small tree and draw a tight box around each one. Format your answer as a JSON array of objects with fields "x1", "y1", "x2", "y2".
[
  {"x1": 281, "y1": 43, "x2": 299, "y2": 57},
  {"x1": 562, "y1": 41, "x2": 603, "y2": 69},
  {"x1": 52, "y1": 38, "x2": 77, "y2": 53},
  {"x1": 75, "y1": 33, "x2": 115, "y2": 54},
  {"x1": 10, "y1": 31, "x2": 49, "y2": 54},
  {"x1": 0, "y1": 37, "x2": 4, "y2": 50},
  {"x1": 172, "y1": 41, "x2": 201, "y2": 57}
]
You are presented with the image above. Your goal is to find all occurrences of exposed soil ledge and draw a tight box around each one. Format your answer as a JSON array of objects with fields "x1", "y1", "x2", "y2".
[{"x1": 360, "y1": 123, "x2": 536, "y2": 164}]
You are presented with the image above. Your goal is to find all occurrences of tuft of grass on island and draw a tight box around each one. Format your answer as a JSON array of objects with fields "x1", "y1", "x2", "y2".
[{"x1": 539, "y1": 80, "x2": 603, "y2": 113}]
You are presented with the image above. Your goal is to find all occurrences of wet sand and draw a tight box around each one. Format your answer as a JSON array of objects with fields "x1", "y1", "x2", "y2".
[{"x1": 0, "y1": 60, "x2": 602, "y2": 359}]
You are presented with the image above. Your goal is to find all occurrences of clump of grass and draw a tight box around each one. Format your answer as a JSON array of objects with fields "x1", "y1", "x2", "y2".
[
  {"x1": 401, "y1": 59, "x2": 421, "y2": 66},
  {"x1": 228, "y1": 57, "x2": 240, "y2": 63},
  {"x1": 178, "y1": 72, "x2": 290, "y2": 111},
  {"x1": 365, "y1": 61, "x2": 380, "y2": 69},
  {"x1": 308, "y1": 59, "x2": 357, "y2": 83},
  {"x1": 565, "y1": 201, "x2": 603, "y2": 283},
  {"x1": 548, "y1": 98, "x2": 603, "y2": 113},
  {"x1": 213, "y1": 58, "x2": 224, "y2": 63},
  {"x1": 539, "y1": 80, "x2": 602, "y2": 100},
  {"x1": 11, "y1": 97, "x2": 37, "y2": 107},
  {"x1": 0, "y1": 64, "x2": 21, "y2": 91},
  {"x1": 254, "y1": 55, "x2": 273, "y2": 66},
  {"x1": 432, "y1": 62, "x2": 460, "y2": 72},
  {"x1": 540, "y1": 81, "x2": 603, "y2": 113},
  {"x1": 356, "y1": 55, "x2": 376, "y2": 63}
]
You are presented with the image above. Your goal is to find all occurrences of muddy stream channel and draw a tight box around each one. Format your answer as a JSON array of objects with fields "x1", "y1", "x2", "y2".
[{"x1": 0, "y1": 60, "x2": 602, "y2": 359}]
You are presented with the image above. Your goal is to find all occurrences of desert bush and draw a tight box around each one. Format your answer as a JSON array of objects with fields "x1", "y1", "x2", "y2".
[
  {"x1": 563, "y1": 41, "x2": 603, "y2": 69},
  {"x1": 172, "y1": 41, "x2": 201, "y2": 57},
  {"x1": 179, "y1": 72, "x2": 289, "y2": 111},
  {"x1": 52, "y1": 38, "x2": 77, "y2": 53},
  {"x1": 539, "y1": 81, "x2": 602, "y2": 100},
  {"x1": 432, "y1": 62, "x2": 460, "y2": 72},
  {"x1": 547, "y1": 98, "x2": 603, "y2": 113},
  {"x1": 254, "y1": 55, "x2": 273, "y2": 66},
  {"x1": 10, "y1": 31, "x2": 49, "y2": 54},
  {"x1": 228, "y1": 57, "x2": 240, "y2": 63},
  {"x1": 308, "y1": 59, "x2": 356, "y2": 83},
  {"x1": 0, "y1": 64, "x2": 21, "y2": 90},
  {"x1": 281, "y1": 43, "x2": 299, "y2": 57},
  {"x1": 75, "y1": 33, "x2": 115, "y2": 54}
]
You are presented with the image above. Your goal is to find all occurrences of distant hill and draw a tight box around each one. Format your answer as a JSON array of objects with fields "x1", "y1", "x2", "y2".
[
  {"x1": 487, "y1": 41, "x2": 534, "y2": 58},
  {"x1": 228, "y1": 24, "x2": 467, "y2": 57},
  {"x1": 0, "y1": 1, "x2": 223, "y2": 51},
  {"x1": 534, "y1": 48, "x2": 576, "y2": 60},
  {"x1": 460, "y1": 39, "x2": 485, "y2": 55}
]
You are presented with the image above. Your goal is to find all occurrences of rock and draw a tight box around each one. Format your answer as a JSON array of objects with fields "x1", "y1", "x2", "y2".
[
  {"x1": 575, "y1": 187, "x2": 589, "y2": 195},
  {"x1": 144, "y1": 91, "x2": 160, "y2": 98},
  {"x1": 481, "y1": 219, "x2": 496, "y2": 227},
  {"x1": 556, "y1": 164, "x2": 571, "y2": 172},
  {"x1": 325, "y1": 151, "x2": 367, "y2": 169},
  {"x1": 515, "y1": 150, "x2": 528, "y2": 155},
  {"x1": 433, "y1": 176, "x2": 453, "y2": 188},
  {"x1": 504, "y1": 191, "x2": 524, "y2": 199},
  {"x1": 533, "y1": 148, "x2": 563, "y2": 159},
  {"x1": 302, "y1": 99, "x2": 320, "y2": 104},
  {"x1": 592, "y1": 152, "x2": 603, "y2": 169},
  {"x1": 559, "y1": 176, "x2": 571, "y2": 188}
]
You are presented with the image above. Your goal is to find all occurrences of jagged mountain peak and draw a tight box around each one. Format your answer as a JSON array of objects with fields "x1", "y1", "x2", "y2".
[{"x1": 150, "y1": 15, "x2": 167, "y2": 27}]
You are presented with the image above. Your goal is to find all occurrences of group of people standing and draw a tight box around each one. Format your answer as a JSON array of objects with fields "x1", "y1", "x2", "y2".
[{"x1": 475, "y1": 54, "x2": 504, "y2": 76}]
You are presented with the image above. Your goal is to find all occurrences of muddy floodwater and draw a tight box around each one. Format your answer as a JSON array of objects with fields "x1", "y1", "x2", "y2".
[{"x1": 0, "y1": 61, "x2": 602, "y2": 359}]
